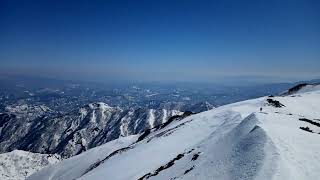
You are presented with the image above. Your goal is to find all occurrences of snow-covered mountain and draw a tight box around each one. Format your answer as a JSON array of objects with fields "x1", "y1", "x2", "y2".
[
  {"x1": 281, "y1": 83, "x2": 320, "y2": 95},
  {"x1": 0, "y1": 150, "x2": 60, "y2": 180},
  {"x1": 27, "y1": 84, "x2": 320, "y2": 180},
  {"x1": 0, "y1": 103, "x2": 182, "y2": 158}
]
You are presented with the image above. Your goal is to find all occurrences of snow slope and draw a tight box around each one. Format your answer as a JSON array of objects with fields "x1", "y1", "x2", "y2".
[
  {"x1": 28, "y1": 87, "x2": 320, "y2": 180},
  {"x1": 0, "y1": 150, "x2": 60, "y2": 180},
  {"x1": 26, "y1": 135, "x2": 138, "y2": 180}
]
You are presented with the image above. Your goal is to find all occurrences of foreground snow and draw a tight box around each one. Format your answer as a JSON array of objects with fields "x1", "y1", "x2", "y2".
[
  {"x1": 0, "y1": 150, "x2": 60, "y2": 180},
  {"x1": 26, "y1": 135, "x2": 138, "y2": 180},
  {"x1": 28, "y1": 85, "x2": 320, "y2": 180}
]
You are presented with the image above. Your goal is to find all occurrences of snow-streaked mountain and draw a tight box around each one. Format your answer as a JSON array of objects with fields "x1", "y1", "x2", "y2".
[
  {"x1": 0, "y1": 102, "x2": 182, "y2": 158},
  {"x1": 0, "y1": 150, "x2": 60, "y2": 180},
  {"x1": 28, "y1": 84, "x2": 320, "y2": 180}
]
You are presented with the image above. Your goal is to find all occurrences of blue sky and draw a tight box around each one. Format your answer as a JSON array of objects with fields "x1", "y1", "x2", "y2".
[{"x1": 1, "y1": 0, "x2": 320, "y2": 83}]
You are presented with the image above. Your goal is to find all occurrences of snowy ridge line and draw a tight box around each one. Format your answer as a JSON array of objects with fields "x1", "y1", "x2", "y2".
[
  {"x1": 137, "y1": 149, "x2": 195, "y2": 180},
  {"x1": 178, "y1": 113, "x2": 279, "y2": 180},
  {"x1": 137, "y1": 111, "x2": 195, "y2": 142},
  {"x1": 79, "y1": 111, "x2": 196, "y2": 178},
  {"x1": 145, "y1": 119, "x2": 194, "y2": 144},
  {"x1": 136, "y1": 113, "x2": 276, "y2": 180},
  {"x1": 28, "y1": 87, "x2": 320, "y2": 180},
  {"x1": 280, "y1": 83, "x2": 320, "y2": 96},
  {"x1": 25, "y1": 136, "x2": 138, "y2": 180},
  {"x1": 81, "y1": 146, "x2": 133, "y2": 177}
]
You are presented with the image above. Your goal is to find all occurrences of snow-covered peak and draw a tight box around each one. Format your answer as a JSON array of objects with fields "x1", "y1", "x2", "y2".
[
  {"x1": 28, "y1": 87, "x2": 320, "y2": 180},
  {"x1": 281, "y1": 83, "x2": 320, "y2": 96}
]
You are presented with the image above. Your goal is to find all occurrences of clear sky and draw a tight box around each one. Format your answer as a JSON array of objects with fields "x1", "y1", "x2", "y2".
[{"x1": 1, "y1": 0, "x2": 320, "y2": 83}]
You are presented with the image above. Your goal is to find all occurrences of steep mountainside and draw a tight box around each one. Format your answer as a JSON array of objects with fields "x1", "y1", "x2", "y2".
[
  {"x1": 0, "y1": 103, "x2": 182, "y2": 158},
  {"x1": 28, "y1": 84, "x2": 320, "y2": 180}
]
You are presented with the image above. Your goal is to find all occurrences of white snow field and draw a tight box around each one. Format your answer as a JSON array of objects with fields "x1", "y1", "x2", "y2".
[
  {"x1": 28, "y1": 85, "x2": 320, "y2": 180},
  {"x1": 0, "y1": 150, "x2": 60, "y2": 180}
]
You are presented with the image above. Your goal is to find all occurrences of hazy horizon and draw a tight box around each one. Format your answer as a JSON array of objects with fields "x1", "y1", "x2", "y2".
[{"x1": 1, "y1": 0, "x2": 320, "y2": 83}]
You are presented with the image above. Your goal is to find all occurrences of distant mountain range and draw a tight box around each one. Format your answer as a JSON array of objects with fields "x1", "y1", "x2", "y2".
[
  {"x1": 0, "y1": 75, "x2": 299, "y2": 158},
  {"x1": 2, "y1": 76, "x2": 319, "y2": 179},
  {"x1": 0, "y1": 102, "x2": 191, "y2": 158}
]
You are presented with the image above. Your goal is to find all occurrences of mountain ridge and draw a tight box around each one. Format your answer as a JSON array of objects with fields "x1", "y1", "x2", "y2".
[
  {"x1": 0, "y1": 102, "x2": 186, "y2": 158},
  {"x1": 28, "y1": 84, "x2": 320, "y2": 180}
]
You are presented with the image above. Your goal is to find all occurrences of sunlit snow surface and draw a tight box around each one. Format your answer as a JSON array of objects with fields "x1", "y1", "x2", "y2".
[{"x1": 28, "y1": 85, "x2": 320, "y2": 180}]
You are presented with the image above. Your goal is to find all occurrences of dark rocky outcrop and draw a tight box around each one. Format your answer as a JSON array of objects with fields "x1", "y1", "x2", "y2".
[
  {"x1": 287, "y1": 83, "x2": 308, "y2": 94},
  {"x1": 136, "y1": 111, "x2": 195, "y2": 143},
  {"x1": 300, "y1": 126, "x2": 313, "y2": 133},
  {"x1": 299, "y1": 118, "x2": 320, "y2": 128},
  {"x1": 266, "y1": 99, "x2": 285, "y2": 108},
  {"x1": 183, "y1": 166, "x2": 194, "y2": 175},
  {"x1": 138, "y1": 153, "x2": 185, "y2": 180},
  {"x1": 191, "y1": 153, "x2": 200, "y2": 161}
]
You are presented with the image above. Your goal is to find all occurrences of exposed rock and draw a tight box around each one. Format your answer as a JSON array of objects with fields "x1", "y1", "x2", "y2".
[{"x1": 266, "y1": 99, "x2": 285, "y2": 108}]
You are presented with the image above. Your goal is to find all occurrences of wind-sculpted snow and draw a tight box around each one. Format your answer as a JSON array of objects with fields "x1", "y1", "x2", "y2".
[
  {"x1": 28, "y1": 87, "x2": 320, "y2": 180},
  {"x1": 177, "y1": 114, "x2": 278, "y2": 180}
]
